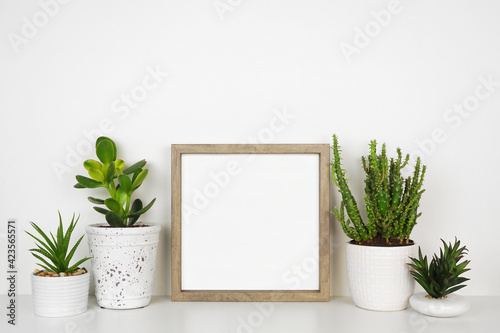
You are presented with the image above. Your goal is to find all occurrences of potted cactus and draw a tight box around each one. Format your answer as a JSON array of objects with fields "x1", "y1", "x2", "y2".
[
  {"x1": 331, "y1": 134, "x2": 426, "y2": 311},
  {"x1": 408, "y1": 238, "x2": 471, "y2": 317},
  {"x1": 75, "y1": 136, "x2": 160, "y2": 309},
  {"x1": 26, "y1": 212, "x2": 91, "y2": 317}
]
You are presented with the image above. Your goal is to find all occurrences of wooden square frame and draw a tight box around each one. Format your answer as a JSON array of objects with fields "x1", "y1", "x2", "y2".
[{"x1": 171, "y1": 144, "x2": 330, "y2": 301}]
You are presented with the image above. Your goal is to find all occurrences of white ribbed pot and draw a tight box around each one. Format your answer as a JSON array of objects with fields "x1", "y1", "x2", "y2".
[
  {"x1": 31, "y1": 272, "x2": 90, "y2": 317},
  {"x1": 86, "y1": 223, "x2": 161, "y2": 309},
  {"x1": 346, "y1": 241, "x2": 417, "y2": 311}
]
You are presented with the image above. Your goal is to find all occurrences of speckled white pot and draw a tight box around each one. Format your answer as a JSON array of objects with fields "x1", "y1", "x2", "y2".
[
  {"x1": 346, "y1": 241, "x2": 417, "y2": 311},
  {"x1": 86, "y1": 223, "x2": 161, "y2": 309},
  {"x1": 31, "y1": 272, "x2": 90, "y2": 317},
  {"x1": 410, "y1": 292, "x2": 471, "y2": 317}
]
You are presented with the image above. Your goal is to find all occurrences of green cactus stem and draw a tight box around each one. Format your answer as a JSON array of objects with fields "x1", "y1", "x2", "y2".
[{"x1": 331, "y1": 134, "x2": 426, "y2": 245}]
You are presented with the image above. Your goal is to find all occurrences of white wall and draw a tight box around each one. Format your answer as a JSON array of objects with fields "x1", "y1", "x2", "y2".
[{"x1": 1, "y1": 0, "x2": 499, "y2": 297}]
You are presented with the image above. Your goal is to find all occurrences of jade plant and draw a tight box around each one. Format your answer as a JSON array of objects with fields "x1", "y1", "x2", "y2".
[
  {"x1": 74, "y1": 136, "x2": 156, "y2": 227},
  {"x1": 408, "y1": 238, "x2": 470, "y2": 299},
  {"x1": 331, "y1": 134, "x2": 426, "y2": 245},
  {"x1": 26, "y1": 212, "x2": 91, "y2": 274}
]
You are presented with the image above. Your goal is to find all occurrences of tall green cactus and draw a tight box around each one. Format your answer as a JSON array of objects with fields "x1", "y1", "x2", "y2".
[{"x1": 331, "y1": 134, "x2": 426, "y2": 245}]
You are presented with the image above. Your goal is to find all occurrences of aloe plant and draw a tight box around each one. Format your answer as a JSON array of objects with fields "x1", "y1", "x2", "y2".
[
  {"x1": 331, "y1": 134, "x2": 426, "y2": 245},
  {"x1": 74, "y1": 136, "x2": 156, "y2": 227},
  {"x1": 408, "y1": 238, "x2": 470, "y2": 299},
  {"x1": 26, "y1": 212, "x2": 91, "y2": 274}
]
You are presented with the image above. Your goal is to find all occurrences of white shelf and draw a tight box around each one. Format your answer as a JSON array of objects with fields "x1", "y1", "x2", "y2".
[{"x1": 2, "y1": 295, "x2": 498, "y2": 333}]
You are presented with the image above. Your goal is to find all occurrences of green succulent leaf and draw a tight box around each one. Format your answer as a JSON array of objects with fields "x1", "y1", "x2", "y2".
[
  {"x1": 130, "y1": 198, "x2": 143, "y2": 214},
  {"x1": 26, "y1": 213, "x2": 89, "y2": 274},
  {"x1": 408, "y1": 239, "x2": 470, "y2": 299},
  {"x1": 104, "y1": 198, "x2": 124, "y2": 215},
  {"x1": 84, "y1": 159, "x2": 102, "y2": 171},
  {"x1": 127, "y1": 216, "x2": 140, "y2": 226},
  {"x1": 131, "y1": 168, "x2": 142, "y2": 184},
  {"x1": 26, "y1": 222, "x2": 56, "y2": 253},
  {"x1": 127, "y1": 199, "x2": 143, "y2": 226},
  {"x1": 122, "y1": 159, "x2": 147, "y2": 175},
  {"x1": 88, "y1": 168, "x2": 105, "y2": 183},
  {"x1": 116, "y1": 187, "x2": 127, "y2": 207},
  {"x1": 106, "y1": 161, "x2": 115, "y2": 184},
  {"x1": 131, "y1": 169, "x2": 148, "y2": 190},
  {"x1": 115, "y1": 159, "x2": 125, "y2": 170},
  {"x1": 95, "y1": 136, "x2": 109, "y2": 147},
  {"x1": 56, "y1": 212, "x2": 65, "y2": 254},
  {"x1": 101, "y1": 162, "x2": 109, "y2": 177},
  {"x1": 64, "y1": 234, "x2": 91, "y2": 271},
  {"x1": 118, "y1": 175, "x2": 132, "y2": 193},
  {"x1": 29, "y1": 239, "x2": 56, "y2": 261},
  {"x1": 88, "y1": 197, "x2": 105, "y2": 205},
  {"x1": 30, "y1": 252, "x2": 59, "y2": 273},
  {"x1": 76, "y1": 175, "x2": 104, "y2": 189},
  {"x1": 94, "y1": 207, "x2": 110, "y2": 215},
  {"x1": 128, "y1": 198, "x2": 156, "y2": 217},
  {"x1": 37, "y1": 264, "x2": 56, "y2": 273},
  {"x1": 105, "y1": 211, "x2": 125, "y2": 227},
  {"x1": 96, "y1": 137, "x2": 116, "y2": 163},
  {"x1": 75, "y1": 137, "x2": 154, "y2": 227},
  {"x1": 67, "y1": 257, "x2": 92, "y2": 273}
]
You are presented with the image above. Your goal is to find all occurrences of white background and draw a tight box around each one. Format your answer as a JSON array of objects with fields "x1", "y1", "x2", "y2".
[{"x1": 0, "y1": 0, "x2": 499, "y2": 297}]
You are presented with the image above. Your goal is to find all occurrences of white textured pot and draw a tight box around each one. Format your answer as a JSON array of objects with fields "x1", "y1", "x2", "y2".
[
  {"x1": 31, "y1": 272, "x2": 90, "y2": 317},
  {"x1": 410, "y1": 292, "x2": 471, "y2": 317},
  {"x1": 346, "y1": 241, "x2": 417, "y2": 311},
  {"x1": 86, "y1": 223, "x2": 161, "y2": 309}
]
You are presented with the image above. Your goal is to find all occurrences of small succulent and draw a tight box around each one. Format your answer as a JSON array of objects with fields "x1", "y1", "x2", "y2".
[
  {"x1": 408, "y1": 238, "x2": 470, "y2": 299},
  {"x1": 331, "y1": 134, "x2": 426, "y2": 245},
  {"x1": 26, "y1": 212, "x2": 91, "y2": 274},
  {"x1": 74, "y1": 136, "x2": 156, "y2": 227}
]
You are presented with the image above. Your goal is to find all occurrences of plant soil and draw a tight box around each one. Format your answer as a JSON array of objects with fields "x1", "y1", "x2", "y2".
[
  {"x1": 350, "y1": 236, "x2": 415, "y2": 247},
  {"x1": 425, "y1": 294, "x2": 448, "y2": 300},
  {"x1": 34, "y1": 267, "x2": 87, "y2": 277}
]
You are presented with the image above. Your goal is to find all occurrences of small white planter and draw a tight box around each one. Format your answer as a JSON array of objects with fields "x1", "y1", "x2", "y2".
[
  {"x1": 345, "y1": 241, "x2": 417, "y2": 311},
  {"x1": 86, "y1": 223, "x2": 161, "y2": 309},
  {"x1": 410, "y1": 292, "x2": 471, "y2": 317},
  {"x1": 31, "y1": 272, "x2": 90, "y2": 317}
]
